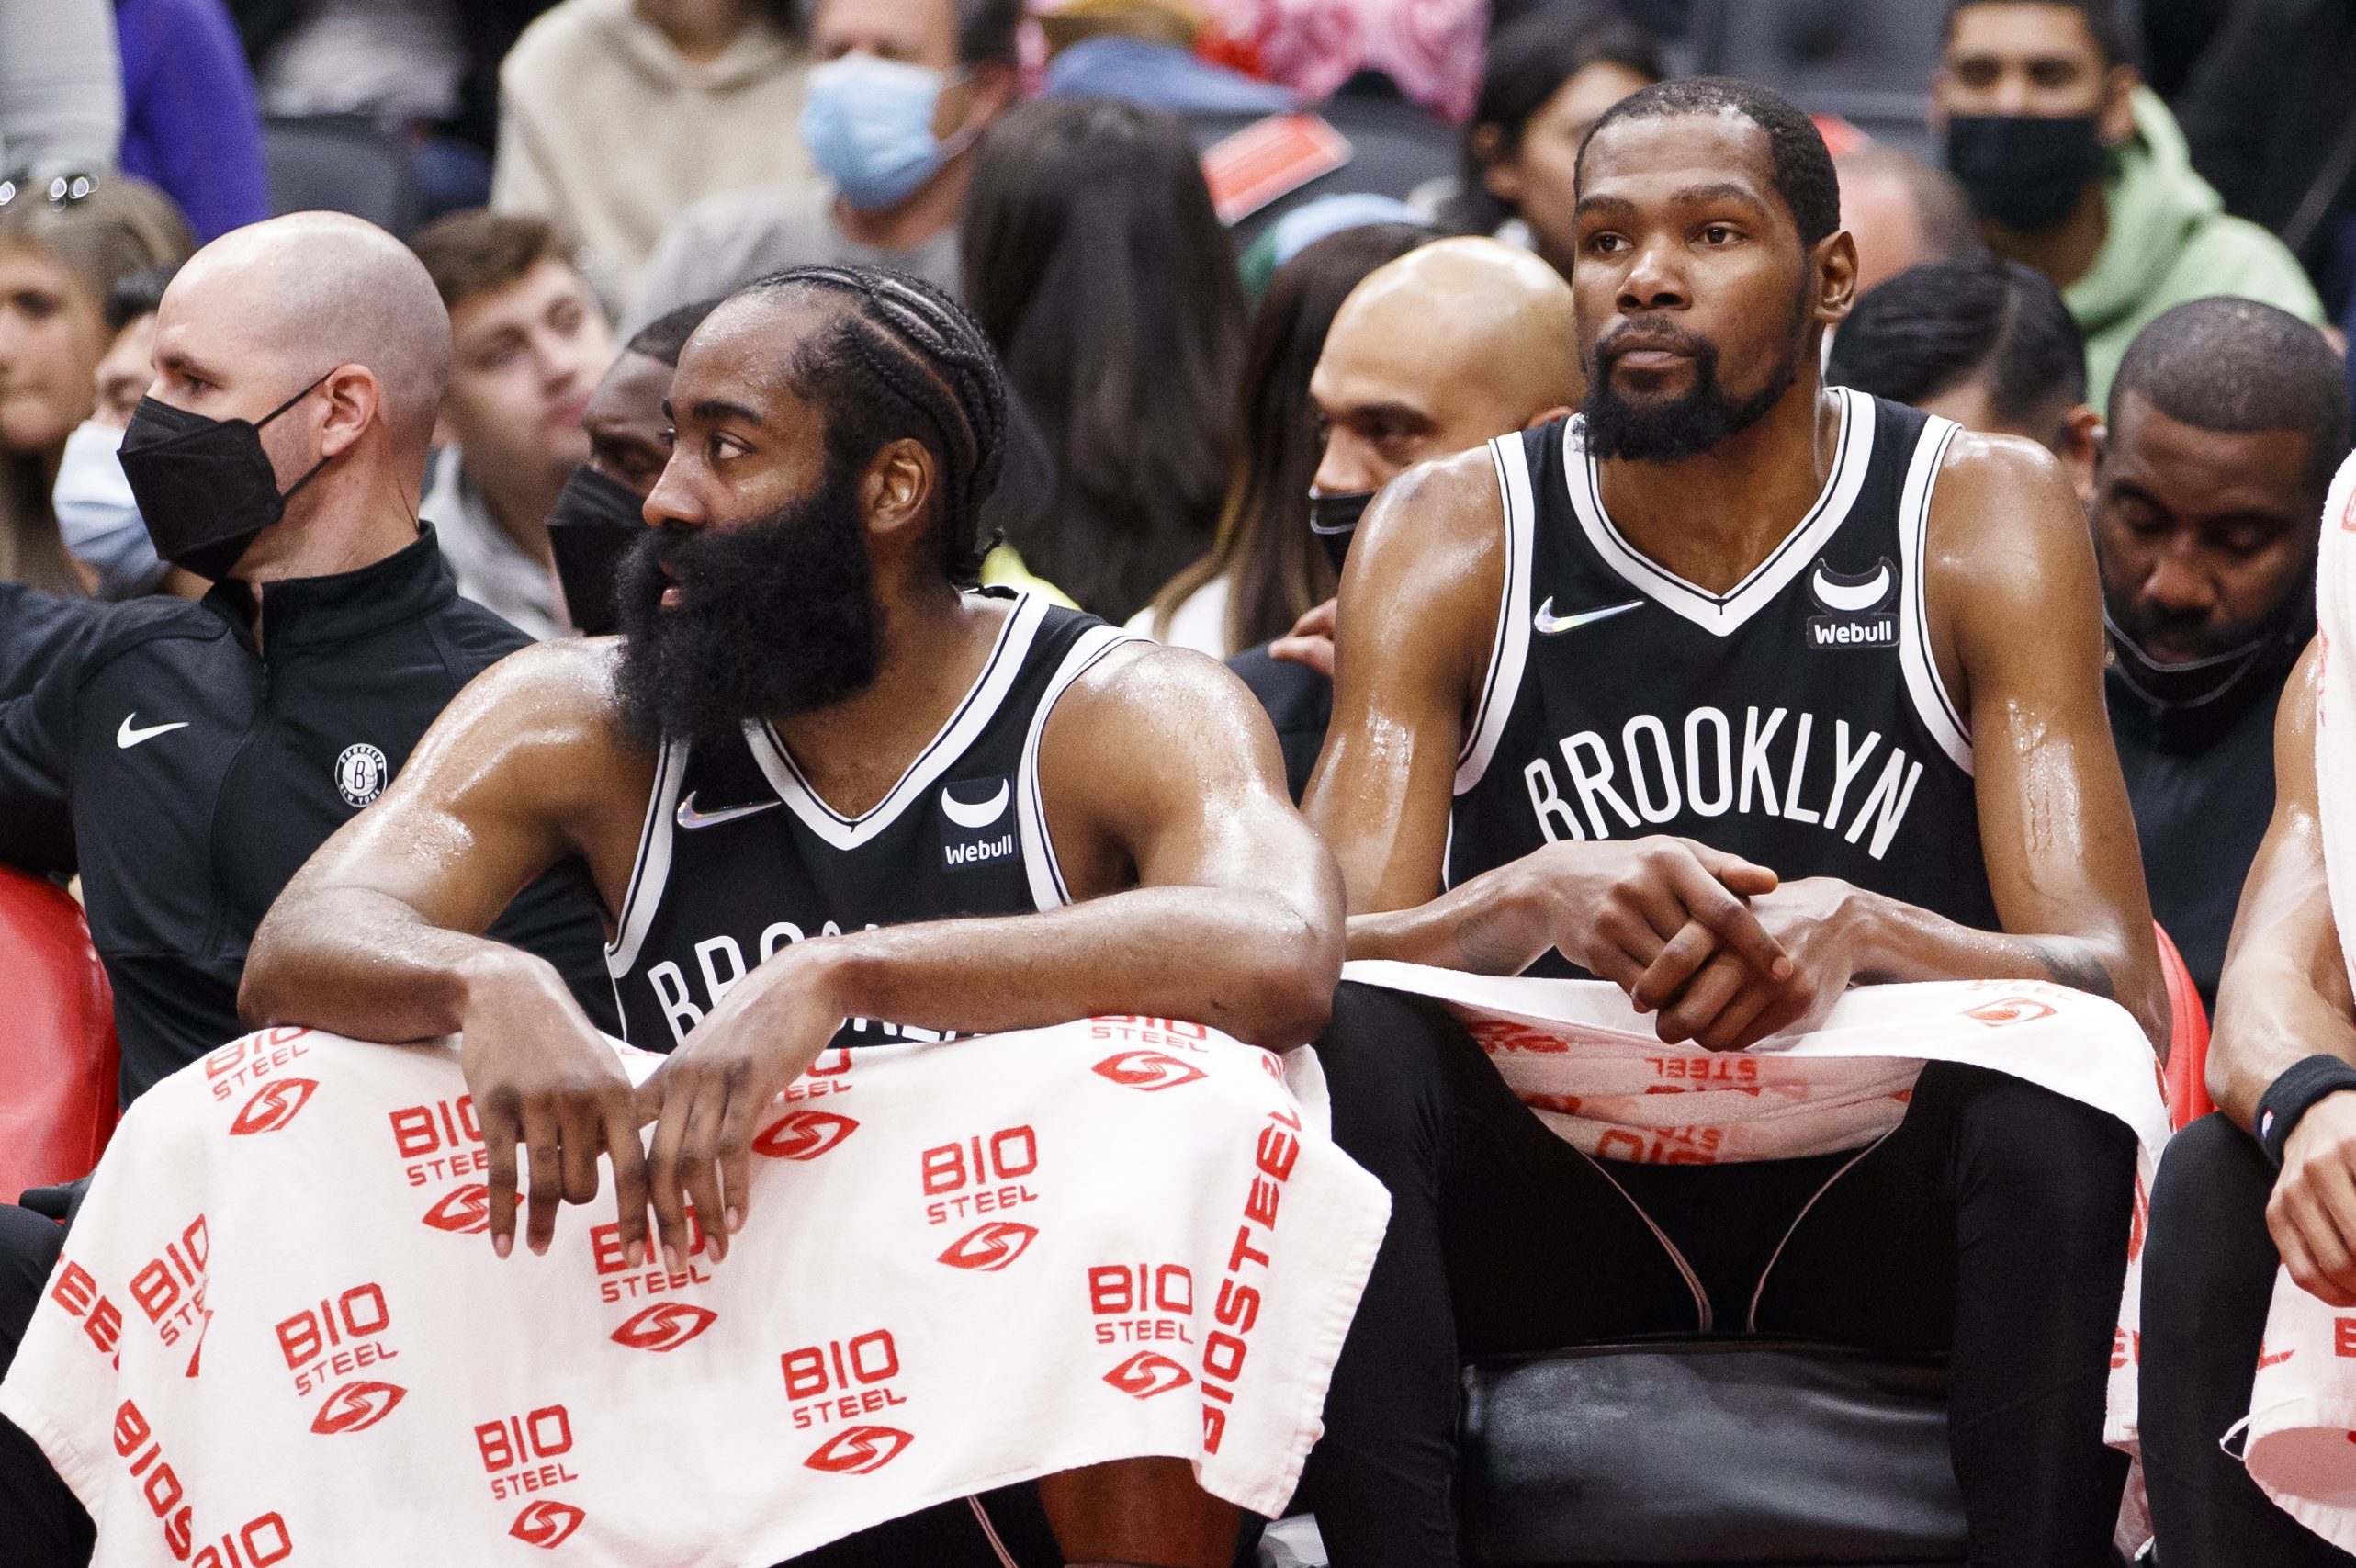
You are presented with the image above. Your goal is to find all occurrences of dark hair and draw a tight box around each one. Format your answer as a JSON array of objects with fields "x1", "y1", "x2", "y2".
[
  {"x1": 409, "y1": 209, "x2": 575, "y2": 311},
  {"x1": 961, "y1": 97, "x2": 1246, "y2": 623},
  {"x1": 736, "y1": 265, "x2": 1009, "y2": 587},
  {"x1": 1450, "y1": 6, "x2": 1663, "y2": 235},
  {"x1": 1945, "y1": 0, "x2": 2126, "y2": 68},
  {"x1": 2111, "y1": 296, "x2": 2352, "y2": 500},
  {"x1": 1828, "y1": 257, "x2": 2086, "y2": 427},
  {"x1": 626, "y1": 297, "x2": 721, "y2": 368},
  {"x1": 104, "y1": 262, "x2": 179, "y2": 333},
  {"x1": 1580, "y1": 76, "x2": 1842, "y2": 249},
  {"x1": 955, "y1": 0, "x2": 1025, "y2": 65},
  {"x1": 1148, "y1": 220, "x2": 1437, "y2": 650}
]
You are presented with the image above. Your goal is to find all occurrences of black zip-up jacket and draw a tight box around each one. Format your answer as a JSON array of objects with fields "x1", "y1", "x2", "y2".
[{"x1": 0, "y1": 526, "x2": 616, "y2": 1104}]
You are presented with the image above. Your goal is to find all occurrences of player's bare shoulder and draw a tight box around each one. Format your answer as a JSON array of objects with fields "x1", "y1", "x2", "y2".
[
  {"x1": 1348, "y1": 445, "x2": 1509, "y2": 608},
  {"x1": 413, "y1": 634, "x2": 656, "y2": 819},
  {"x1": 1046, "y1": 639, "x2": 1286, "y2": 789},
  {"x1": 1926, "y1": 426, "x2": 2094, "y2": 577}
]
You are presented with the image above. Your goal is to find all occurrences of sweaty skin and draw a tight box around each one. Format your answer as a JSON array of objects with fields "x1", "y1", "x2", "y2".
[
  {"x1": 240, "y1": 290, "x2": 1339, "y2": 1566},
  {"x1": 2204, "y1": 649, "x2": 2356, "y2": 1304},
  {"x1": 1303, "y1": 109, "x2": 2167, "y2": 1055}
]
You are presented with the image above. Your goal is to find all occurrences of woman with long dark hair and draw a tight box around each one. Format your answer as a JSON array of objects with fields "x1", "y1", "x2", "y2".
[
  {"x1": 1139, "y1": 220, "x2": 1435, "y2": 658},
  {"x1": 960, "y1": 96, "x2": 1246, "y2": 625},
  {"x1": 1445, "y1": 6, "x2": 1661, "y2": 278},
  {"x1": 0, "y1": 176, "x2": 194, "y2": 593}
]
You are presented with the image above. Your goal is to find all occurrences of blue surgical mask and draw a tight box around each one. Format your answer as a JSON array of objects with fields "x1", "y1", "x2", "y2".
[
  {"x1": 799, "y1": 52, "x2": 975, "y2": 213},
  {"x1": 51, "y1": 420, "x2": 164, "y2": 598}
]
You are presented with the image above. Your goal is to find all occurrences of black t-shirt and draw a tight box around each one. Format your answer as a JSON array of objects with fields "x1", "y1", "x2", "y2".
[
  {"x1": 0, "y1": 526, "x2": 616, "y2": 1103},
  {"x1": 2106, "y1": 637, "x2": 2302, "y2": 1009}
]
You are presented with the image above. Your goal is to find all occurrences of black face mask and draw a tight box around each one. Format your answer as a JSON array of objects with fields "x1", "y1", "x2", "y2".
[
  {"x1": 1945, "y1": 114, "x2": 2104, "y2": 232},
  {"x1": 1310, "y1": 487, "x2": 1375, "y2": 574},
  {"x1": 118, "y1": 374, "x2": 333, "y2": 581},
  {"x1": 546, "y1": 465, "x2": 646, "y2": 637}
]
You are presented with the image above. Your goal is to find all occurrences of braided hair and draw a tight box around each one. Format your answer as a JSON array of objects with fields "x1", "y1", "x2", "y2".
[{"x1": 739, "y1": 264, "x2": 1009, "y2": 586}]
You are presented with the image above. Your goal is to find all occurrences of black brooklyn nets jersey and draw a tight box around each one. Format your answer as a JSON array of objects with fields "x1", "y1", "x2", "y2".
[
  {"x1": 1447, "y1": 388, "x2": 2000, "y2": 964},
  {"x1": 608, "y1": 593, "x2": 1132, "y2": 1050}
]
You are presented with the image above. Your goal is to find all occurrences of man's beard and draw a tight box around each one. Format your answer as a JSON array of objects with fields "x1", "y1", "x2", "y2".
[
  {"x1": 613, "y1": 462, "x2": 883, "y2": 746},
  {"x1": 1580, "y1": 310, "x2": 1805, "y2": 464}
]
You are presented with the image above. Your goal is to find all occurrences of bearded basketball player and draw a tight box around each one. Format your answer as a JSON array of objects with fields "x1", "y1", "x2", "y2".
[
  {"x1": 1292, "y1": 80, "x2": 2165, "y2": 1567},
  {"x1": 238, "y1": 266, "x2": 1343, "y2": 1568}
]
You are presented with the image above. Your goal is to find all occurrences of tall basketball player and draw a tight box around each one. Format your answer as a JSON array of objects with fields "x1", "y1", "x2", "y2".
[
  {"x1": 1295, "y1": 80, "x2": 2164, "y2": 1565},
  {"x1": 238, "y1": 266, "x2": 1343, "y2": 1568}
]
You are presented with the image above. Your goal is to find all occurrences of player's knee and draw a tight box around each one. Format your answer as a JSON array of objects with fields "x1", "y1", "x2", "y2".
[{"x1": 1956, "y1": 1068, "x2": 2137, "y2": 1240}]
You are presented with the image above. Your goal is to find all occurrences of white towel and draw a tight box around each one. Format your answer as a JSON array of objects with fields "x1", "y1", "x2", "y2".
[
  {"x1": 0, "y1": 1020, "x2": 1389, "y2": 1566},
  {"x1": 2238, "y1": 448, "x2": 2356, "y2": 1550},
  {"x1": 1342, "y1": 961, "x2": 2170, "y2": 1448}
]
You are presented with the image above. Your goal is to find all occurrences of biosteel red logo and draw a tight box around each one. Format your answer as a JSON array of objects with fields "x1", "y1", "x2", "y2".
[
  {"x1": 1104, "y1": 1351, "x2": 1193, "y2": 1399},
  {"x1": 310, "y1": 1380, "x2": 406, "y2": 1435},
  {"x1": 509, "y1": 1500, "x2": 585, "y2": 1549},
  {"x1": 752, "y1": 1110, "x2": 860, "y2": 1161},
  {"x1": 938, "y1": 1221, "x2": 1037, "y2": 1271},
  {"x1": 609, "y1": 1302, "x2": 716, "y2": 1351},
  {"x1": 230, "y1": 1077, "x2": 319, "y2": 1135},
  {"x1": 1092, "y1": 1052, "x2": 1207, "y2": 1091},
  {"x1": 422, "y1": 1184, "x2": 495, "y2": 1235},
  {"x1": 803, "y1": 1425, "x2": 912, "y2": 1474},
  {"x1": 1964, "y1": 997, "x2": 2057, "y2": 1027}
]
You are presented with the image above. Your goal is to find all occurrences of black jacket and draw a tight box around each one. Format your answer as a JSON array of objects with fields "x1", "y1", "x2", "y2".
[{"x1": 0, "y1": 527, "x2": 615, "y2": 1103}]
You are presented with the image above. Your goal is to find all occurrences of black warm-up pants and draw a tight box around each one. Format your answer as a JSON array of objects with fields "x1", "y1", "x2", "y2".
[
  {"x1": 0, "y1": 1201, "x2": 88, "y2": 1568},
  {"x1": 2139, "y1": 1112, "x2": 2356, "y2": 1566},
  {"x1": 1300, "y1": 984, "x2": 2141, "y2": 1568}
]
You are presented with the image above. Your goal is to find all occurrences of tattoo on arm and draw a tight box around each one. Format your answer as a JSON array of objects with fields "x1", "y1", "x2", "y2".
[
  {"x1": 1455, "y1": 899, "x2": 1532, "y2": 976},
  {"x1": 2023, "y1": 938, "x2": 2117, "y2": 1000}
]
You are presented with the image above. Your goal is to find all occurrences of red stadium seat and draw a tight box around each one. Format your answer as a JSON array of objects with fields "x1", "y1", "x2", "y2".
[
  {"x1": 2156, "y1": 922, "x2": 2213, "y2": 1130},
  {"x1": 0, "y1": 866, "x2": 118, "y2": 1195}
]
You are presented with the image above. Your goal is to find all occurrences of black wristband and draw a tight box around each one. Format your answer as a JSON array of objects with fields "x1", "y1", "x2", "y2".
[{"x1": 2258, "y1": 1055, "x2": 2356, "y2": 1168}]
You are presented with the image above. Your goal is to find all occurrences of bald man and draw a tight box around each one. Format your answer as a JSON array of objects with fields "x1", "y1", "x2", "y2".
[
  {"x1": 1236, "y1": 237, "x2": 1583, "y2": 796},
  {"x1": 0, "y1": 214, "x2": 617, "y2": 1564}
]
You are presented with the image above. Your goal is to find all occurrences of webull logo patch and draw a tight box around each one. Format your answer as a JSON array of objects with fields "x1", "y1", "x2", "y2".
[
  {"x1": 941, "y1": 777, "x2": 1015, "y2": 871},
  {"x1": 1806, "y1": 558, "x2": 1897, "y2": 651}
]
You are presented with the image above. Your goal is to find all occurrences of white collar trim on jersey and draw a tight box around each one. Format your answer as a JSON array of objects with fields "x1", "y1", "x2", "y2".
[
  {"x1": 1565, "y1": 386, "x2": 1877, "y2": 639},
  {"x1": 742, "y1": 591, "x2": 1048, "y2": 851}
]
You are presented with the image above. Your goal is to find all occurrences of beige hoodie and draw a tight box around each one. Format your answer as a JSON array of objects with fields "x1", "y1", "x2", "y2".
[{"x1": 490, "y1": 0, "x2": 815, "y2": 297}]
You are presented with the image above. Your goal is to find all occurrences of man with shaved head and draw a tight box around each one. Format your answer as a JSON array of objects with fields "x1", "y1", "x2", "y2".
[
  {"x1": 1239, "y1": 236, "x2": 1582, "y2": 795},
  {"x1": 0, "y1": 213, "x2": 615, "y2": 1563}
]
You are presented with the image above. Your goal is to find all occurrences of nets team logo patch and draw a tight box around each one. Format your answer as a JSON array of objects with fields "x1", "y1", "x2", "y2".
[
  {"x1": 1805, "y1": 558, "x2": 1897, "y2": 650},
  {"x1": 335, "y1": 743, "x2": 389, "y2": 807}
]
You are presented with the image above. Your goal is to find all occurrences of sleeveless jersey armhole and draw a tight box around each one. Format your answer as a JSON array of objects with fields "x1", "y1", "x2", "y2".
[
  {"x1": 1455, "y1": 434, "x2": 1538, "y2": 795},
  {"x1": 1896, "y1": 415, "x2": 1974, "y2": 775},
  {"x1": 605, "y1": 737, "x2": 690, "y2": 976},
  {"x1": 1017, "y1": 625, "x2": 1145, "y2": 911}
]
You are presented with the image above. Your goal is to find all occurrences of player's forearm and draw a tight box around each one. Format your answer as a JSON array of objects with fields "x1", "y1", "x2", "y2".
[
  {"x1": 2211, "y1": 951, "x2": 2356, "y2": 1133},
  {"x1": 241, "y1": 885, "x2": 566, "y2": 1044},
  {"x1": 1843, "y1": 886, "x2": 2170, "y2": 1054},
  {"x1": 1343, "y1": 858, "x2": 1550, "y2": 974},
  {"x1": 768, "y1": 886, "x2": 1342, "y2": 1050}
]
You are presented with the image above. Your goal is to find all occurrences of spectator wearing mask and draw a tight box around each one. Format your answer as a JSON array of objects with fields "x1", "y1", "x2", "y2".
[
  {"x1": 1136, "y1": 220, "x2": 1434, "y2": 663},
  {"x1": 1250, "y1": 236, "x2": 1583, "y2": 799},
  {"x1": 542, "y1": 297, "x2": 717, "y2": 635},
  {"x1": 1832, "y1": 143, "x2": 1982, "y2": 301},
  {"x1": 47, "y1": 263, "x2": 207, "y2": 600},
  {"x1": 2092, "y1": 299, "x2": 2346, "y2": 1008},
  {"x1": 1933, "y1": 0, "x2": 2322, "y2": 404},
  {"x1": 493, "y1": 0, "x2": 814, "y2": 295},
  {"x1": 413, "y1": 210, "x2": 619, "y2": 639},
  {"x1": 113, "y1": 0, "x2": 270, "y2": 242},
  {"x1": 1443, "y1": 6, "x2": 1663, "y2": 281},
  {"x1": 1827, "y1": 256, "x2": 2100, "y2": 504},
  {"x1": 626, "y1": 0, "x2": 1019, "y2": 331},
  {"x1": 963, "y1": 96, "x2": 1244, "y2": 624},
  {"x1": 0, "y1": 177, "x2": 195, "y2": 596}
]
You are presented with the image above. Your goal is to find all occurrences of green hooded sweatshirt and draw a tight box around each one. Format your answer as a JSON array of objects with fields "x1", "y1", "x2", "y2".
[{"x1": 2068, "y1": 87, "x2": 2324, "y2": 406}]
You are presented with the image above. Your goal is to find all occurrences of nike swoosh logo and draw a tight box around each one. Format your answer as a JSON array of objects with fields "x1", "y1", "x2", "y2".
[
  {"x1": 1532, "y1": 597, "x2": 1644, "y2": 636},
  {"x1": 940, "y1": 779, "x2": 1009, "y2": 830},
  {"x1": 117, "y1": 715, "x2": 190, "y2": 749},
  {"x1": 1811, "y1": 561, "x2": 1892, "y2": 614},
  {"x1": 674, "y1": 793, "x2": 781, "y2": 831}
]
